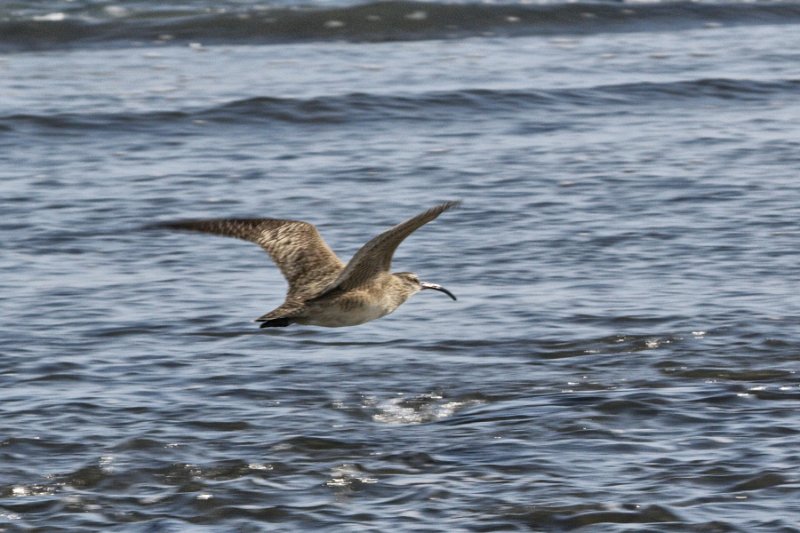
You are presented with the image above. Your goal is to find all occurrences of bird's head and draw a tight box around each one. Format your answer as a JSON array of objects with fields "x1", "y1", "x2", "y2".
[{"x1": 394, "y1": 272, "x2": 457, "y2": 301}]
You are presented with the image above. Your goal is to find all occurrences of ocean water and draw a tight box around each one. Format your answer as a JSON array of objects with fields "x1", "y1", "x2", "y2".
[{"x1": 2, "y1": 0, "x2": 800, "y2": 531}]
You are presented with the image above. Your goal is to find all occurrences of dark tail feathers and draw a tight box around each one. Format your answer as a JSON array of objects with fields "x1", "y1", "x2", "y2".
[{"x1": 259, "y1": 317, "x2": 292, "y2": 328}]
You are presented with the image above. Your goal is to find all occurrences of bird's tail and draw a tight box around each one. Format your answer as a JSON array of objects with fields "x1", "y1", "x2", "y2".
[
  {"x1": 255, "y1": 302, "x2": 304, "y2": 328},
  {"x1": 259, "y1": 318, "x2": 292, "y2": 328}
]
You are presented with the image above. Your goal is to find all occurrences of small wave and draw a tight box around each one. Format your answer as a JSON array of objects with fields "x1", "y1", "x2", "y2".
[
  {"x1": 658, "y1": 366, "x2": 794, "y2": 381},
  {"x1": 728, "y1": 472, "x2": 787, "y2": 492},
  {"x1": 2, "y1": 1, "x2": 800, "y2": 52},
  {"x1": 505, "y1": 502, "x2": 684, "y2": 530},
  {"x1": 272, "y1": 435, "x2": 369, "y2": 454},
  {"x1": 3, "y1": 78, "x2": 798, "y2": 134}
]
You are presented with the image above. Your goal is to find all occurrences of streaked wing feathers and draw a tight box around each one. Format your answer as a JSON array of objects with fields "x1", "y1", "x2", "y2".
[{"x1": 154, "y1": 218, "x2": 345, "y2": 299}]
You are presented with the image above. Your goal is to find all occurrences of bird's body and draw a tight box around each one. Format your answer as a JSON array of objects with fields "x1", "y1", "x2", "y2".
[
  {"x1": 153, "y1": 201, "x2": 460, "y2": 328},
  {"x1": 298, "y1": 274, "x2": 408, "y2": 327}
]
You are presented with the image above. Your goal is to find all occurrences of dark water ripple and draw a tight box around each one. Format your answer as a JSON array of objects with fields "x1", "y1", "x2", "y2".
[
  {"x1": 2, "y1": 1, "x2": 800, "y2": 51},
  {"x1": 2, "y1": 78, "x2": 799, "y2": 135}
]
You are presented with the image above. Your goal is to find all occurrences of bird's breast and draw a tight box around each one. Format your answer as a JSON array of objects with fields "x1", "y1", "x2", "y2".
[{"x1": 303, "y1": 292, "x2": 400, "y2": 327}]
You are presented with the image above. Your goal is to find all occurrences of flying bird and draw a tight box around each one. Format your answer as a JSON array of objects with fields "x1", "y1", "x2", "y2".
[{"x1": 153, "y1": 201, "x2": 460, "y2": 328}]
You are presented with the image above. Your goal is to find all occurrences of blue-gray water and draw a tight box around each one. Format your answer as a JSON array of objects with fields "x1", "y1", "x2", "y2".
[{"x1": 2, "y1": 0, "x2": 800, "y2": 531}]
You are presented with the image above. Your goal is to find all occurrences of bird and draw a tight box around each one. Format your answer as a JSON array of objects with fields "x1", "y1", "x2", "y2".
[{"x1": 152, "y1": 200, "x2": 461, "y2": 328}]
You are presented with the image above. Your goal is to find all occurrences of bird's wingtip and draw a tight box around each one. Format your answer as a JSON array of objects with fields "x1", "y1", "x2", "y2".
[{"x1": 431, "y1": 200, "x2": 463, "y2": 215}]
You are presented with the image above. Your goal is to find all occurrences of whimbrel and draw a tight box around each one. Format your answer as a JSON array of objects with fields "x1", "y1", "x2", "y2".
[{"x1": 153, "y1": 201, "x2": 460, "y2": 328}]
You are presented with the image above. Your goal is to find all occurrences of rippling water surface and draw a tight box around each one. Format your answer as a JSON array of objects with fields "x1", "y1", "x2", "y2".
[{"x1": 2, "y1": 0, "x2": 800, "y2": 530}]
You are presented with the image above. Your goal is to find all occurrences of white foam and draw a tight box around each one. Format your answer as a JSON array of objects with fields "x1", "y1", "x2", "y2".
[
  {"x1": 33, "y1": 13, "x2": 66, "y2": 22},
  {"x1": 369, "y1": 394, "x2": 483, "y2": 425},
  {"x1": 104, "y1": 6, "x2": 128, "y2": 17}
]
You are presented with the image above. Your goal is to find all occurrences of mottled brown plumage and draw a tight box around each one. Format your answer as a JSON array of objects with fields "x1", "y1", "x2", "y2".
[{"x1": 153, "y1": 201, "x2": 460, "y2": 328}]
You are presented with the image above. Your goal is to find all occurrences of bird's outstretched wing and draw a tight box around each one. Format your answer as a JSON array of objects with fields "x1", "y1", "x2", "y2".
[
  {"x1": 153, "y1": 218, "x2": 345, "y2": 299},
  {"x1": 314, "y1": 200, "x2": 461, "y2": 297}
]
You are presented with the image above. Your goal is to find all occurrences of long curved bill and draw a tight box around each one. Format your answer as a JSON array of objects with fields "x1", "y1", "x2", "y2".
[{"x1": 420, "y1": 281, "x2": 457, "y2": 301}]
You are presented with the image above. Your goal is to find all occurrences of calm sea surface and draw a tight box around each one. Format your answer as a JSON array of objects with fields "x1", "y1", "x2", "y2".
[{"x1": 2, "y1": 0, "x2": 800, "y2": 531}]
